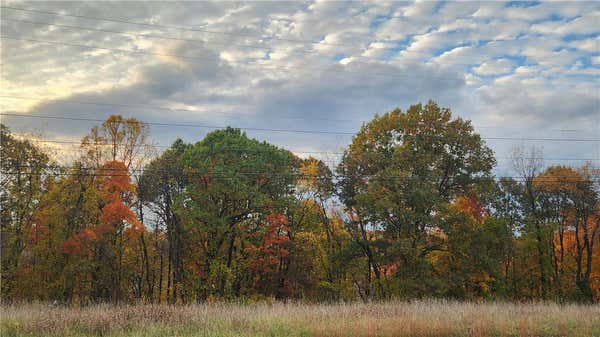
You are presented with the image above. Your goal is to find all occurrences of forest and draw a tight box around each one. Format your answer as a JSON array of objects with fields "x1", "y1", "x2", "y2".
[{"x1": 1, "y1": 101, "x2": 599, "y2": 304}]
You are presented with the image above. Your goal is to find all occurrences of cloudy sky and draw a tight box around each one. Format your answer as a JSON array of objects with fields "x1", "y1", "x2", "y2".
[{"x1": 1, "y1": 1, "x2": 599, "y2": 174}]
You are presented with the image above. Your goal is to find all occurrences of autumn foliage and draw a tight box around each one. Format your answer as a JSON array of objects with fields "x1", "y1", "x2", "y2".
[
  {"x1": 247, "y1": 213, "x2": 291, "y2": 273},
  {"x1": 63, "y1": 161, "x2": 144, "y2": 255},
  {"x1": 2, "y1": 106, "x2": 599, "y2": 304}
]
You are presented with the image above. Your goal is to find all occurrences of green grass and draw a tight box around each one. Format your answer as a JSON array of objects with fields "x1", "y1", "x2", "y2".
[{"x1": 2, "y1": 301, "x2": 599, "y2": 337}]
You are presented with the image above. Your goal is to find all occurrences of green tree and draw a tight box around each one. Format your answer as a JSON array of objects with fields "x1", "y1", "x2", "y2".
[
  {"x1": 535, "y1": 165, "x2": 599, "y2": 301},
  {"x1": 0, "y1": 124, "x2": 51, "y2": 300},
  {"x1": 436, "y1": 194, "x2": 512, "y2": 299},
  {"x1": 337, "y1": 101, "x2": 495, "y2": 298},
  {"x1": 511, "y1": 147, "x2": 553, "y2": 300},
  {"x1": 138, "y1": 139, "x2": 189, "y2": 303},
  {"x1": 176, "y1": 128, "x2": 297, "y2": 301},
  {"x1": 489, "y1": 177, "x2": 523, "y2": 299}
]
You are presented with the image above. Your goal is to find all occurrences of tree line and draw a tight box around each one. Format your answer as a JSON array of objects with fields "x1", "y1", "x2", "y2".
[{"x1": 1, "y1": 101, "x2": 599, "y2": 304}]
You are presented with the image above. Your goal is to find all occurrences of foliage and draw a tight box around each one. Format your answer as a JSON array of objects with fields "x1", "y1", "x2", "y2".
[
  {"x1": 1, "y1": 125, "x2": 52, "y2": 299},
  {"x1": 337, "y1": 101, "x2": 496, "y2": 299},
  {"x1": 1, "y1": 102, "x2": 599, "y2": 304}
]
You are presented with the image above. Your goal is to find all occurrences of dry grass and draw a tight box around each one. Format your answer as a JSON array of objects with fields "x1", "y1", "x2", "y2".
[{"x1": 1, "y1": 300, "x2": 599, "y2": 337}]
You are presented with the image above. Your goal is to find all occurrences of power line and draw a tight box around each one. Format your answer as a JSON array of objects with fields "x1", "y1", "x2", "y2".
[
  {"x1": 15, "y1": 139, "x2": 600, "y2": 162},
  {"x1": 2, "y1": 5, "x2": 586, "y2": 67},
  {"x1": 1, "y1": 95, "x2": 595, "y2": 134},
  {"x1": 0, "y1": 112, "x2": 356, "y2": 135},
  {"x1": 4, "y1": 4, "x2": 599, "y2": 84},
  {"x1": 18, "y1": 138, "x2": 340, "y2": 154},
  {"x1": 1, "y1": 35, "x2": 464, "y2": 82},
  {"x1": 0, "y1": 17, "x2": 315, "y2": 56},
  {"x1": 0, "y1": 95, "x2": 361, "y2": 124},
  {"x1": 4, "y1": 164, "x2": 597, "y2": 183},
  {"x1": 0, "y1": 17, "x2": 504, "y2": 68},
  {"x1": 1, "y1": 172, "x2": 595, "y2": 185},
  {"x1": 0, "y1": 5, "x2": 359, "y2": 48},
  {"x1": 7, "y1": 146, "x2": 598, "y2": 167},
  {"x1": 2, "y1": 112, "x2": 600, "y2": 142}
]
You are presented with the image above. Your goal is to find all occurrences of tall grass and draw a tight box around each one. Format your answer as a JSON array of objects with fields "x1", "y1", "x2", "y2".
[{"x1": 2, "y1": 300, "x2": 599, "y2": 337}]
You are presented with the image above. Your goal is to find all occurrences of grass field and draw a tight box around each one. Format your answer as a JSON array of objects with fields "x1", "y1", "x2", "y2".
[{"x1": 2, "y1": 301, "x2": 599, "y2": 337}]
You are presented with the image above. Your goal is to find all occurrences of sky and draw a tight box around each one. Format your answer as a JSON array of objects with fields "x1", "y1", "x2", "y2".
[{"x1": 1, "y1": 0, "x2": 599, "y2": 174}]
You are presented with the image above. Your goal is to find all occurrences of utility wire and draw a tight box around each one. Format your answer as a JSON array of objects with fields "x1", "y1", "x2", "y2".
[
  {"x1": 2, "y1": 112, "x2": 600, "y2": 142},
  {"x1": 4, "y1": 164, "x2": 597, "y2": 183},
  {"x1": 0, "y1": 35, "x2": 463, "y2": 82},
  {"x1": 0, "y1": 17, "x2": 502, "y2": 68},
  {"x1": 0, "y1": 17, "x2": 317, "y2": 55},
  {"x1": 0, "y1": 5, "x2": 362, "y2": 48},
  {"x1": 0, "y1": 94, "x2": 361, "y2": 124},
  {"x1": 25, "y1": 139, "x2": 342, "y2": 154},
  {"x1": 1, "y1": 6, "x2": 585, "y2": 66},
  {"x1": 11, "y1": 163, "x2": 599, "y2": 178},
  {"x1": 3, "y1": 171, "x2": 597, "y2": 185},
  {"x1": 1, "y1": 95, "x2": 595, "y2": 134},
  {"x1": 14, "y1": 139, "x2": 600, "y2": 162},
  {"x1": 0, "y1": 112, "x2": 354, "y2": 135}
]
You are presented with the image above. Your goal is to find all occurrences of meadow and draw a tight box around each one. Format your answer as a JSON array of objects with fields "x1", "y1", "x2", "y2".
[{"x1": 2, "y1": 301, "x2": 599, "y2": 337}]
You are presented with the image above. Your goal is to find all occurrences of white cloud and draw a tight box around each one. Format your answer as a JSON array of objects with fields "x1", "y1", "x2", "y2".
[
  {"x1": 570, "y1": 36, "x2": 599, "y2": 53},
  {"x1": 2, "y1": 0, "x2": 599, "y2": 173},
  {"x1": 473, "y1": 59, "x2": 514, "y2": 75},
  {"x1": 531, "y1": 11, "x2": 600, "y2": 36}
]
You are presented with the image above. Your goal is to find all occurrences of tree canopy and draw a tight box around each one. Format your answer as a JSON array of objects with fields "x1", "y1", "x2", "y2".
[{"x1": 1, "y1": 103, "x2": 599, "y2": 304}]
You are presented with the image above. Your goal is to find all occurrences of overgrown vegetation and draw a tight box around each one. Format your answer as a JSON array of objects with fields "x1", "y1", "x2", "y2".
[
  {"x1": 2, "y1": 301, "x2": 599, "y2": 337},
  {"x1": 1, "y1": 101, "x2": 599, "y2": 304}
]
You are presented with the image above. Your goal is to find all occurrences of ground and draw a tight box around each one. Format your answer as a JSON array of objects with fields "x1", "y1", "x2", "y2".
[{"x1": 2, "y1": 301, "x2": 599, "y2": 337}]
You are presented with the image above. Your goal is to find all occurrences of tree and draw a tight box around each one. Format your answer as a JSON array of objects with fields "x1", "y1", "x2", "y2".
[
  {"x1": 77, "y1": 160, "x2": 144, "y2": 302},
  {"x1": 289, "y1": 158, "x2": 347, "y2": 298},
  {"x1": 80, "y1": 115, "x2": 155, "y2": 302},
  {"x1": 81, "y1": 115, "x2": 152, "y2": 170},
  {"x1": 489, "y1": 177, "x2": 524, "y2": 299},
  {"x1": 337, "y1": 101, "x2": 495, "y2": 298},
  {"x1": 9, "y1": 115, "x2": 153, "y2": 304},
  {"x1": 245, "y1": 212, "x2": 292, "y2": 298},
  {"x1": 14, "y1": 164, "x2": 97, "y2": 302},
  {"x1": 4, "y1": 109, "x2": 599, "y2": 303},
  {"x1": 138, "y1": 139, "x2": 189, "y2": 303},
  {"x1": 436, "y1": 194, "x2": 512, "y2": 299},
  {"x1": 536, "y1": 165, "x2": 599, "y2": 301},
  {"x1": 0, "y1": 124, "x2": 51, "y2": 300},
  {"x1": 511, "y1": 146, "x2": 554, "y2": 300},
  {"x1": 175, "y1": 128, "x2": 297, "y2": 301},
  {"x1": 23, "y1": 160, "x2": 144, "y2": 303}
]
